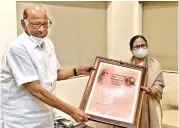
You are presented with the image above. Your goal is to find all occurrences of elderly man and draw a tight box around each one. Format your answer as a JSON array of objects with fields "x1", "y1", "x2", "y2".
[{"x1": 1, "y1": 4, "x2": 93, "y2": 128}]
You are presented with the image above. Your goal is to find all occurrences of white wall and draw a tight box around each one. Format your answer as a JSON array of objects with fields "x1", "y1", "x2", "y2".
[
  {"x1": 106, "y1": 1, "x2": 142, "y2": 61},
  {"x1": 142, "y1": 2, "x2": 178, "y2": 71},
  {"x1": 0, "y1": 0, "x2": 17, "y2": 62}
]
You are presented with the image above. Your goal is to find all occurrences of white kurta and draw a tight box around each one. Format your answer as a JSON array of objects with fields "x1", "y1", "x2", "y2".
[{"x1": 1, "y1": 32, "x2": 60, "y2": 128}]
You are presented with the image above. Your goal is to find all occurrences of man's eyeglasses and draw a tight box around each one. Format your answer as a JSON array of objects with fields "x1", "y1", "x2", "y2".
[
  {"x1": 133, "y1": 44, "x2": 147, "y2": 50},
  {"x1": 25, "y1": 18, "x2": 52, "y2": 29}
]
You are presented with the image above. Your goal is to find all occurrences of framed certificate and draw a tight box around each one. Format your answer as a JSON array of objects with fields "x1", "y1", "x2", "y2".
[{"x1": 80, "y1": 56, "x2": 146, "y2": 128}]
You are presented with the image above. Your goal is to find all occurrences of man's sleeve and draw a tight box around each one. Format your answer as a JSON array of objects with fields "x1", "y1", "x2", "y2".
[{"x1": 7, "y1": 46, "x2": 39, "y2": 86}]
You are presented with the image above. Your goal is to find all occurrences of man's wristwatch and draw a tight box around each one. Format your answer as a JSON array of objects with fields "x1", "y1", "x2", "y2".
[{"x1": 74, "y1": 68, "x2": 78, "y2": 76}]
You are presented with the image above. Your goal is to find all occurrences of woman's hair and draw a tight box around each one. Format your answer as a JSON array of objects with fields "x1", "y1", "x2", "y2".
[{"x1": 129, "y1": 35, "x2": 148, "y2": 51}]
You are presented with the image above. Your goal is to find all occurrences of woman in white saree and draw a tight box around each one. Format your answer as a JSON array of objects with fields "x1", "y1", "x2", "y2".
[{"x1": 114, "y1": 35, "x2": 165, "y2": 128}]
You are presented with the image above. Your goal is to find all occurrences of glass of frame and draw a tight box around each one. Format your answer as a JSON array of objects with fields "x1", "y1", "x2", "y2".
[{"x1": 80, "y1": 56, "x2": 146, "y2": 128}]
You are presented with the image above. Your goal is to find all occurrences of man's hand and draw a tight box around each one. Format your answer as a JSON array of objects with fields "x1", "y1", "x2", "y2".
[
  {"x1": 24, "y1": 81, "x2": 90, "y2": 122},
  {"x1": 76, "y1": 66, "x2": 95, "y2": 76},
  {"x1": 57, "y1": 66, "x2": 95, "y2": 80},
  {"x1": 70, "y1": 108, "x2": 90, "y2": 122}
]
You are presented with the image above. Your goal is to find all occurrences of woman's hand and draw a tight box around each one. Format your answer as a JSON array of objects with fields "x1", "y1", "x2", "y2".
[
  {"x1": 140, "y1": 86, "x2": 157, "y2": 97},
  {"x1": 141, "y1": 86, "x2": 151, "y2": 94}
]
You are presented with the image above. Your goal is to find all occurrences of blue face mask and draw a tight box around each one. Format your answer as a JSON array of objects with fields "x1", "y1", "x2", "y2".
[{"x1": 133, "y1": 48, "x2": 148, "y2": 58}]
